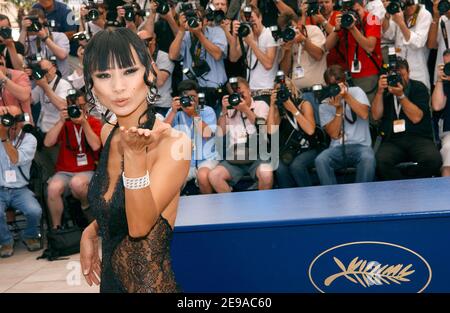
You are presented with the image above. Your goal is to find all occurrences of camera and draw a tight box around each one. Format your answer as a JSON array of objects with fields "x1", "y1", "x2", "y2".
[
  {"x1": 439, "y1": 0, "x2": 450, "y2": 15},
  {"x1": 306, "y1": 0, "x2": 320, "y2": 16},
  {"x1": 26, "y1": 15, "x2": 42, "y2": 32},
  {"x1": 0, "y1": 27, "x2": 12, "y2": 40},
  {"x1": 341, "y1": 0, "x2": 355, "y2": 10},
  {"x1": 341, "y1": 10, "x2": 358, "y2": 28},
  {"x1": 72, "y1": 31, "x2": 90, "y2": 42},
  {"x1": 205, "y1": 4, "x2": 226, "y2": 24},
  {"x1": 382, "y1": 47, "x2": 401, "y2": 87},
  {"x1": 386, "y1": 0, "x2": 406, "y2": 15},
  {"x1": 85, "y1": 0, "x2": 104, "y2": 22},
  {"x1": 28, "y1": 63, "x2": 47, "y2": 81},
  {"x1": 0, "y1": 113, "x2": 31, "y2": 128},
  {"x1": 270, "y1": 25, "x2": 296, "y2": 42},
  {"x1": 66, "y1": 89, "x2": 82, "y2": 119},
  {"x1": 123, "y1": 2, "x2": 149, "y2": 22},
  {"x1": 155, "y1": 0, "x2": 170, "y2": 15},
  {"x1": 275, "y1": 71, "x2": 291, "y2": 107},
  {"x1": 179, "y1": 95, "x2": 194, "y2": 108},
  {"x1": 313, "y1": 83, "x2": 341, "y2": 102},
  {"x1": 238, "y1": 22, "x2": 252, "y2": 37},
  {"x1": 228, "y1": 77, "x2": 241, "y2": 108},
  {"x1": 192, "y1": 59, "x2": 211, "y2": 78},
  {"x1": 181, "y1": 3, "x2": 199, "y2": 28}
]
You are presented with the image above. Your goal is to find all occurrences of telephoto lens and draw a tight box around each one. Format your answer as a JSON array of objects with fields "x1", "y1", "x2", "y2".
[
  {"x1": 0, "y1": 27, "x2": 12, "y2": 40},
  {"x1": 87, "y1": 8, "x2": 100, "y2": 21},
  {"x1": 155, "y1": 0, "x2": 170, "y2": 15},
  {"x1": 66, "y1": 89, "x2": 82, "y2": 119},
  {"x1": 123, "y1": 3, "x2": 136, "y2": 21}
]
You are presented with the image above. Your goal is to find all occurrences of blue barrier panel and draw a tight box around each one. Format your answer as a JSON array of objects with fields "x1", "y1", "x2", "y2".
[{"x1": 171, "y1": 177, "x2": 450, "y2": 293}]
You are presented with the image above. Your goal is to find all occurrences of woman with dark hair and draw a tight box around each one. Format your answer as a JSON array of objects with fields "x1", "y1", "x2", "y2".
[{"x1": 79, "y1": 28, "x2": 190, "y2": 293}]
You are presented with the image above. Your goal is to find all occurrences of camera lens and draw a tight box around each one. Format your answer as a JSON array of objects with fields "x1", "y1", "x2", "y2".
[
  {"x1": 444, "y1": 63, "x2": 450, "y2": 76},
  {"x1": 157, "y1": 2, "x2": 170, "y2": 15},
  {"x1": 238, "y1": 24, "x2": 251, "y2": 37},
  {"x1": 329, "y1": 84, "x2": 341, "y2": 97},
  {"x1": 1, "y1": 113, "x2": 15, "y2": 127},
  {"x1": 68, "y1": 105, "x2": 82, "y2": 119},
  {"x1": 180, "y1": 95, "x2": 192, "y2": 108},
  {"x1": 341, "y1": 13, "x2": 355, "y2": 28},
  {"x1": 187, "y1": 17, "x2": 199, "y2": 28},
  {"x1": 438, "y1": 0, "x2": 450, "y2": 15},
  {"x1": 88, "y1": 9, "x2": 100, "y2": 21},
  {"x1": 387, "y1": 72, "x2": 400, "y2": 87},
  {"x1": 282, "y1": 27, "x2": 296, "y2": 42},
  {"x1": 228, "y1": 93, "x2": 241, "y2": 106},
  {"x1": 386, "y1": 2, "x2": 401, "y2": 15}
]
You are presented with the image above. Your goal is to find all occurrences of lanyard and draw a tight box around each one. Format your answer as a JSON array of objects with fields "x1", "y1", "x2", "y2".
[
  {"x1": 394, "y1": 96, "x2": 401, "y2": 119},
  {"x1": 284, "y1": 99, "x2": 302, "y2": 131},
  {"x1": 73, "y1": 125, "x2": 84, "y2": 154}
]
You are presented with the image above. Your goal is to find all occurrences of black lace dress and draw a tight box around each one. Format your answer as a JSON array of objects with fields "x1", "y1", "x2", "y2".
[{"x1": 87, "y1": 123, "x2": 181, "y2": 293}]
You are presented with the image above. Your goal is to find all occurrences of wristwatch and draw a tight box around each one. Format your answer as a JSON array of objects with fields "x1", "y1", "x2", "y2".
[
  {"x1": 322, "y1": 20, "x2": 329, "y2": 27},
  {"x1": 294, "y1": 110, "x2": 300, "y2": 117},
  {"x1": 397, "y1": 94, "x2": 406, "y2": 100},
  {"x1": 1, "y1": 138, "x2": 9, "y2": 142}
]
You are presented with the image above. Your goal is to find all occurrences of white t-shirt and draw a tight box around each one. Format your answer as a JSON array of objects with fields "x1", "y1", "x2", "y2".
[
  {"x1": 292, "y1": 25, "x2": 327, "y2": 90},
  {"x1": 32, "y1": 76, "x2": 72, "y2": 132},
  {"x1": 366, "y1": 0, "x2": 386, "y2": 23},
  {"x1": 245, "y1": 27, "x2": 279, "y2": 91},
  {"x1": 383, "y1": 4, "x2": 432, "y2": 89}
]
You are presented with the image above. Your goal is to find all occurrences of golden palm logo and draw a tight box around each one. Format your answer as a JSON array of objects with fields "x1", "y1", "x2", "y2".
[{"x1": 324, "y1": 257, "x2": 415, "y2": 288}]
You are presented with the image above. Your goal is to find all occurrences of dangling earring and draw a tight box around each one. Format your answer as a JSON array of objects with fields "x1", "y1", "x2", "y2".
[{"x1": 146, "y1": 87, "x2": 158, "y2": 106}]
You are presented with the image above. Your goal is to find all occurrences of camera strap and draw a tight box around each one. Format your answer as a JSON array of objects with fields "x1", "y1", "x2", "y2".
[
  {"x1": 343, "y1": 101, "x2": 357, "y2": 124},
  {"x1": 284, "y1": 99, "x2": 305, "y2": 131},
  {"x1": 393, "y1": 96, "x2": 401, "y2": 119},
  {"x1": 189, "y1": 33, "x2": 203, "y2": 66},
  {"x1": 441, "y1": 19, "x2": 449, "y2": 50}
]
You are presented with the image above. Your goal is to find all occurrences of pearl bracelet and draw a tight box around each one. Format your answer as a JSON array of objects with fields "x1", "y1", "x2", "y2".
[{"x1": 122, "y1": 171, "x2": 150, "y2": 190}]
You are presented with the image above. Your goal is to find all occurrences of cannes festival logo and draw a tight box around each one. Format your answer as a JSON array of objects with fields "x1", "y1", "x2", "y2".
[{"x1": 308, "y1": 242, "x2": 432, "y2": 293}]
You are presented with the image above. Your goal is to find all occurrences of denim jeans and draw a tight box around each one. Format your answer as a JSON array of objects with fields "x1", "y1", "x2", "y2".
[
  {"x1": 0, "y1": 187, "x2": 42, "y2": 245},
  {"x1": 276, "y1": 149, "x2": 318, "y2": 188},
  {"x1": 315, "y1": 144, "x2": 376, "y2": 185}
]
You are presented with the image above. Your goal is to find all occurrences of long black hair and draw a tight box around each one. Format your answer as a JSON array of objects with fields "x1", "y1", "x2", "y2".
[{"x1": 83, "y1": 27, "x2": 157, "y2": 128}]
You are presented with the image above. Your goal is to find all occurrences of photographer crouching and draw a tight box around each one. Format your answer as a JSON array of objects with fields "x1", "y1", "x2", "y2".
[
  {"x1": 208, "y1": 77, "x2": 273, "y2": 192},
  {"x1": 373, "y1": 57, "x2": 442, "y2": 180},
  {"x1": 164, "y1": 80, "x2": 218, "y2": 194},
  {"x1": 0, "y1": 105, "x2": 42, "y2": 258},
  {"x1": 314, "y1": 64, "x2": 376, "y2": 185},
  {"x1": 267, "y1": 71, "x2": 319, "y2": 188},
  {"x1": 44, "y1": 90, "x2": 102, "y2": 230}
]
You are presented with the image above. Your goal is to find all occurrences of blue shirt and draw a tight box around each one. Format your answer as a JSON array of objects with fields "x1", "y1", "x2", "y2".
[
  {"x1": 32, "y1": 1, "x2": 78, "y2": 33},
  {"x1": 0, "y1": 132, "x2": 37, "y2": 189},
  {"x1": 319, "y1": 86, "x2": 372, "y2": 148},
  {"x1": 179, "y1": 26, "x2": 228, "y2": 88},
  {"x1": 166, "y1": 105, "x2": 217, "y2": 167}
]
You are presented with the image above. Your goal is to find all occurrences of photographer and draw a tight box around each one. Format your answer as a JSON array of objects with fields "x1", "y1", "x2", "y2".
[
  {"x1": 164, "y1": 80, "x2": 218, "y2": 194},
  {"x1": 44, "y1": 92, "x2": 102, "y2": 229},
  {"x1": 228, "y1": 5, "x2": 278, "y2": 103},
  {"x1": 278, "y1": 11, "x2": 327, "y2": 113},
  {"x1": 28, "y1": 58, "x2": 72, "y2": 183},
  {"x1": 31, "y1": 0, "x2": 78, "y2": 39},
  {"x1": 116, "y1": 1, "x2": 151, "y2": 33},
  {"x1": 208, "y1": 77, "x2": 273, "y2": 192},
  {"x1": 243, "y1": 0, "x2": 298, "y2": 27},
  {"x1": 79, "y1": 1, "x2": 109, "y2": 38},
  {"x1": 382, "y1": 0, "x2": 432, "y2": 89},
  {"x1": 0, "y1": 105, "x2": 42, "y2": 258},
  {"x1": 0, "y1": 14, "x2": 25, "y2": 70},
  {"x1": 0, "y1": 54, "x2": 32, "y2": 119},
  {"x1": 372, "y1": 57, "x2": 442, "y2": 180},
  {"x1": 138, "y1": 30, "x2": 174, "y2": 116},
  {"x1": 428, "y1": 0, "x2": 450, "y2": 84},
  {"x1": 266, "y1": 74, "x2": 318, "y2": 188},
  {"x1": 169, "y1": 5, "x2": 228, "y2": 113},
  {"x1": 19, "y1": 9, "x2": 71, "y2": 78},
  {"x1": 432, "y1": 49, "x2": 450, "y2": 176},
  {"x1": 325, "y1": 0, "x2": 382, "y2": 103},
  {"x1": 315, "y1": 64, "x2": 376, "y2": 185}
]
